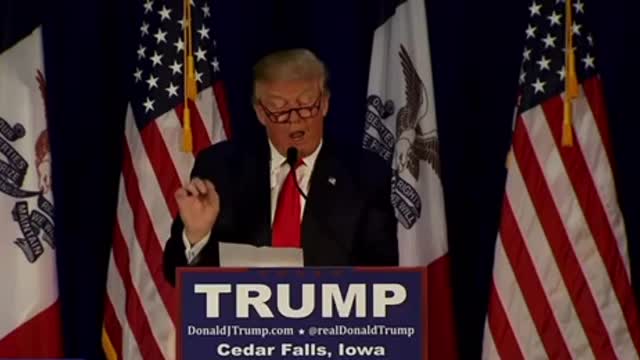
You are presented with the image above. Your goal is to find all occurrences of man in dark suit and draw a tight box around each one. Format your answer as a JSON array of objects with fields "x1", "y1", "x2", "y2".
[{"x1": 163, "y1": 48, "x2": 398, "y2": 285}]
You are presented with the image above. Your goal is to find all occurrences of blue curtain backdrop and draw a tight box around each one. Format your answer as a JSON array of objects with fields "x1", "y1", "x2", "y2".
[{"x1": 35, "y1": 0, "x2": 638, "y2": 358}]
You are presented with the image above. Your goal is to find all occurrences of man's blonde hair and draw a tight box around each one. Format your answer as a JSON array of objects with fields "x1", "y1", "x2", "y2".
[{"x1": 253, "y1": 48, "x2": 329, "y2": 102}]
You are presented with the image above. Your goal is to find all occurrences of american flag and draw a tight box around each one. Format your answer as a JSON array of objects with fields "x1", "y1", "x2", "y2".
[
  {"x1": 102, "y1": 0, "x2": 230, "y2": 359},
  {"x1": 483, "y1": 0, "x2": 640, "y2": 359}
]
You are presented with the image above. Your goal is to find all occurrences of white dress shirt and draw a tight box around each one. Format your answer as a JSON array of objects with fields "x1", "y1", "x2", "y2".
[{"x1": 182, "y1": 141, "x2": 323, "y2": 263}]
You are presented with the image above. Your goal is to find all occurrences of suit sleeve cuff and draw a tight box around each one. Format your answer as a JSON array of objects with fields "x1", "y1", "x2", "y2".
[{"x1": 182, "y1": 230, "x2": 211, "y2": 264}]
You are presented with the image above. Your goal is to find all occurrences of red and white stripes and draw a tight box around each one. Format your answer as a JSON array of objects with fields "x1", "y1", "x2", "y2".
[
  {"x1": 103, "y1": 84, "x2": 229, "y2": 360},
  {"x1": 484, "y1": 78, "x2": 640, "y2": 359}
]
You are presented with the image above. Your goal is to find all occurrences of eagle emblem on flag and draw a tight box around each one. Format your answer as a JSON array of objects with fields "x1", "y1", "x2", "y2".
[
  {"x1": 394, "y1": 45, "x2": 440, "y2": 180},
  {"x1": 0, "y1": 69, "x2": 55, "y2": 263},
  {"x1": 364, "y1": 44, "x2": 441, "y2": 229}
]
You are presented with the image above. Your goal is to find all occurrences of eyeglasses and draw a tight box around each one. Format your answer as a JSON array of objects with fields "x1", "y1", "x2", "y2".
[{"x1": 258, "y1": 94, "x2": 323, "y2": 124}]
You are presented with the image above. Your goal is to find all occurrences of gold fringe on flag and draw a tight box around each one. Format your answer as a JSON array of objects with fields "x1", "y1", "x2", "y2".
[
  {"x1": 563, "y1": 0, "x2": 579, "y2": 147},
  {"x1": 182, "y1": 0, "x2": 196, "y2": 153}
]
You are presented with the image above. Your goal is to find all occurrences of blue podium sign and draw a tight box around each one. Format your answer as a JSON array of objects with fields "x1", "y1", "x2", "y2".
[{"x1": 177, "y1": 267, "x2": 427, "y2": 360}]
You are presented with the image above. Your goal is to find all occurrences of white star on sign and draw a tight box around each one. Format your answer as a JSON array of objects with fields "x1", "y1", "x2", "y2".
[
  {"x1": 140, "y1": 22, "x2": 149, "y2": 36},
  {"x1": 178, "y1": 18, "x2": 186, "y2": 30},
  {"x1": 195, "y1": 47, "x2": 207, "y2": 62},
  {"x1": 523, "y1": 48, "x2": 531, "y2": 61},
  {"x1": 582, "y1": 54, "x2": 595, "y2": 69},
  {"x1": 143, "y1": 97, "x2": 155, "y2": 112},
  {"x1": 137, "y1": 45, "x2": 146, "y2": 59},
  {"x1": 143, "y1": 0, "x2": 153, "y2": 14},
  {"x1": 547, "y1": 11, "x2": 561, "y2": 27},
  {"x1": 202, "y1": 3, "x2": 211, "y2": 17},
  {"x1": 195, "y1": 70, "x2": 203, "y2": 83},
  {"x1": 525, "y1": 24, "x2": 537, "y2": 39},
  {"x1": 529, "y1": 2, "x2": 542, "y2": 16},
  {"x1": 150, "y1": 51, "x2": 163, "y2": 67},
  {"x1": 536, "y1": 56, "x2": 551, "y2": 71},
  {"x1": 166, "y1": 82, "x2": 179, "y2": 98},
  {"x1": 197, "y1": 25, "x2": 210, "y2": 40},
  {"x1": 298, "y1": 329, "x2": 305, "y2": 335},
  {"x1": 134, "y1": 68, "x2": 143, "y2": 82},
  {"x1": 146, "y1": 74, "x2": 159, "y2": 90},
  {"x1": 170, "y1": 60, "x2": 182, "y2": 75},
  {"x1": 154, "y1": 28, "x2": 168, "y2": 44},
  {"x1": 519, "y1": 70, "x2": 526, "y2": 84},
  {"x1": 532, "y1": 78, "x2": 546, "y2": 94},
  {"x1": 542, "y1": 34, "x2": 556, "y2": 48},
  {"x1": 574, "y1": 0, "x2": 585, "y2": 14},
  {"x1": 158, "y1": 5, "x2": 172, "y2": 21},
  {"x1": 557, "y1": 66, "x2": 566, "y2": 80}
]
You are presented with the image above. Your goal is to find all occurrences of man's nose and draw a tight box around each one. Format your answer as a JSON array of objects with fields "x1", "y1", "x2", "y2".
[{"x1": 288, "y1": 110, "x2": 302, "y2": 123}]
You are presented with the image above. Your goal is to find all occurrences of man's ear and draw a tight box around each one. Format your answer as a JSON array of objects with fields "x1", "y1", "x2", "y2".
[
  {"x1": 254, "y1": 102, "x2": 267, "y2": 126},
  {"x1": 321, "y1": 93, "x2": 330, "y2": 117}
]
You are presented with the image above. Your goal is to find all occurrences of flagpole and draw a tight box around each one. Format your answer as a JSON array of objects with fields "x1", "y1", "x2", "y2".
[
  {"x1": 182, "y1": 0, "x2": 194, "y2": 153},
  {"x1": 563, "y1": 0, "x2": 579, "y2": 147}
]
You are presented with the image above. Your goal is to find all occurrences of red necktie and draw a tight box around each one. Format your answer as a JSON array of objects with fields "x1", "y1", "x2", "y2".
[{"x1": 272, "y1": 160, "x2": 303, "y2": 247}]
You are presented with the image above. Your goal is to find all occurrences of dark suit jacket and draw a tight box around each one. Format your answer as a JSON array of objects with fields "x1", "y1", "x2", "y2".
[{"x1": 163, "y1": 136, "x2": 398, "y2": 285}]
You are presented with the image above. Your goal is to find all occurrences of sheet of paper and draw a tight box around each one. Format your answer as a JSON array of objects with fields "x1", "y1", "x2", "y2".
[{"x1": 218, "y1": 242, "x2": 304, "y2": 267}]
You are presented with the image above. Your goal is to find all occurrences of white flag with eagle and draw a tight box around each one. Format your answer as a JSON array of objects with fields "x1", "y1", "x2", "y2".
[
  {"x1": 0, "y1": 26, "x2": 62, "y2": 357},
  {"x1": 363, "y1": 0, "x2": 456, "y2": 357}
]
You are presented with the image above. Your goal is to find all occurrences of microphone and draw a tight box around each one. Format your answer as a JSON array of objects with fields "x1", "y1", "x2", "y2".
[
  {"x1": 286, "y1": 147, "x2": 308, "y2": 200},
  {"x1": 286, "y1": 147, "x2": 298, "y2": 169}
]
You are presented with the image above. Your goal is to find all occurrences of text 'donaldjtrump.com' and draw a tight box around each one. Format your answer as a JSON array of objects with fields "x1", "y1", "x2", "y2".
[
  {"x1": 187, "y1": 324, "x2": 417, "y2": 357},
  {"x1": 178, "y1": 268, "x2": 427, "y2": 360}
]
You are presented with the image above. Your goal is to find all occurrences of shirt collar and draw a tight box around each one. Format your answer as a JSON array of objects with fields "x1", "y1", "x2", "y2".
[{"x1": 269, "y1": 140, "x2": 323, "y2": 172}]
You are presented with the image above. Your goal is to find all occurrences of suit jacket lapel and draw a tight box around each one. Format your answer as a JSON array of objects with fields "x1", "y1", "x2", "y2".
[
  {"x1": 245, "y1": 136, "x2": 272, "y2": 247},
  {"x1": 301, "y1": 142, "x2": 347, "y2": 264}
]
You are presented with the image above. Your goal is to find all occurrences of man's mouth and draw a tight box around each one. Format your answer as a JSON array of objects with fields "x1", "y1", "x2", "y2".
[{"x1": 289, "y1": 131, "x2": 305, "y2": 141}]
